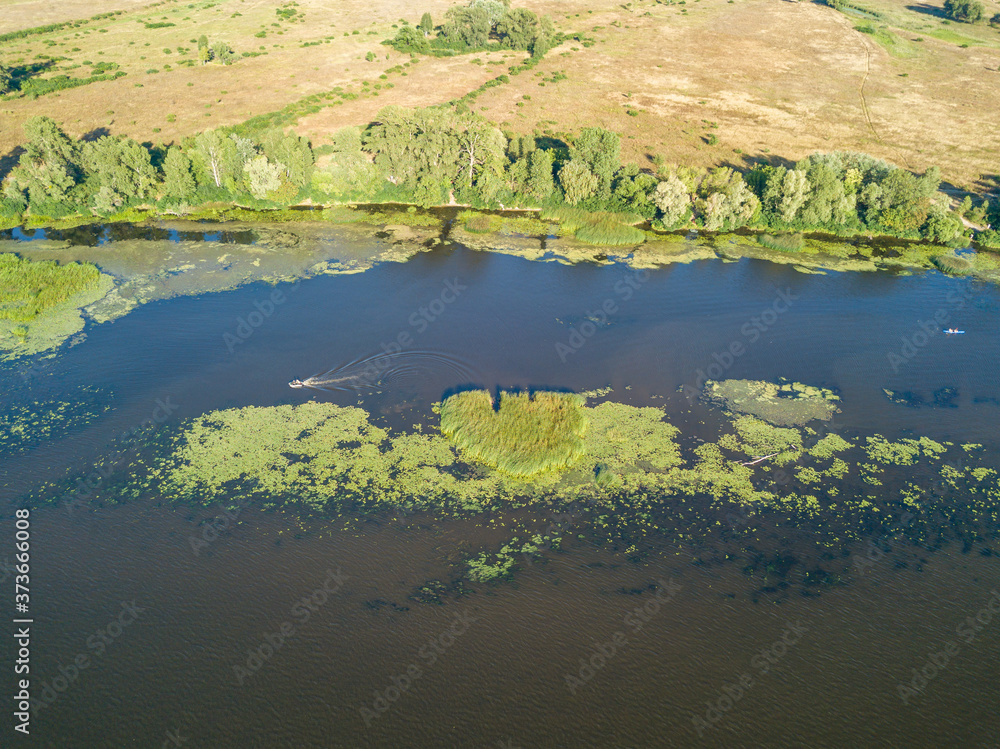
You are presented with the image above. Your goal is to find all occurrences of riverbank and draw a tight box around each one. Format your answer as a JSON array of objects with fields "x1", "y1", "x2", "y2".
[{"x1": 3, "y1": 203, "x2": 998, "y2": 360}]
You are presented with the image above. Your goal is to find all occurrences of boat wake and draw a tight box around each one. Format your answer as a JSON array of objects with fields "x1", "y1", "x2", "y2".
[{"x1": 289, "y1": 350, "x2": 478, "y2": 392}]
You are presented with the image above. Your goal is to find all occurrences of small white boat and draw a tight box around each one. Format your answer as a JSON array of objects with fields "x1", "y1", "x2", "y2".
[{"x1": 944, "y1": 329, "x2": 965, "y2": 335}]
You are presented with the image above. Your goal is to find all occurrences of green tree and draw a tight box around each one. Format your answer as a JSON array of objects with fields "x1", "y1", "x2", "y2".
[
  {"x1": 570, "y1": 127, "x2": 621, "y2": 202},
  {"x1": 80, "y1": 135, "x2": 157, "y2": 211},
  {"x1": 162, "y1": 146, "x2": 196, "y2": 200},
  {"x1": 506, "y1": 134, "x2": 535, "y2": 161},
  {"x1": 470, "y1": 0, "x2": 509, "y2": 26},
  {"x1": 611, "y1": 163, "x2": 657, "y2": 215},
  {"x1": 922, "y1": 201, "x2": 964, "y2": 244},
  {"x1": 311, "y1": 126, "x2": 379, "y2": 199},
  {"x1": 745, "y1": 163, "x2": 777, "y2": 198},
  {"x1": 387, "y1": 25, "x2": 429, "y2": 53},
  {"x1": 23, "y1": 116, "x2": 78, "y2": 167},
  {"x1": 944, "y1": 0, "x2": 984, "y2": 22},
  {"x1": 363, "y1": 106, "x2": 462, "y2": 195},
  {"x1": 765, "y1": 168, "x2": 811, "y2": 223},
  {"x1": 211, "y1": 42, "x2": 237, "y2": 65},
  {"x1": 440, "y1": 6, "x2": 491, "y2": 48},
  {"x1": 695, "y1": 168, "x2": 759, "y2": 230},
  {"x1": 526, "y1": 149, "x2": 554, "y2": 201},
  {"x1": 420, "y1": 12, "x2": 434, "y2": 35},
  {"x1": 864, "y1": 166, "x2": 937, "y2": 232},
  {"x1": 797, "y1": 162, "x2": 855, "y2": 227},
  {"x1": 0, "y1": 64, "x2": 12, "y2": 95},
  {"x1": 506, "y1": 155, "x2": 530, "y2": 196},
  {"x1": 496, "y1": 8, "x2": 539, "y2": 50},
  {"x1": 191, "y1": 129, "x2": 239, "y2": 188},
  {"x1": 244, "y1": 156, "x2": 283, "y2": 199},
  {"x1": 259, "y1": 129, "x2": 314, "y2": 187},
  {"x1": 559, "y1": 160, "x2": 598, "y2": 205},
  {"x1": 5, "y1": 116, "x2": 80, "y2": 206},
  {"x1": 455, "y1": 115, "x2": 506, "y2": 190},
  {"x1": 229, "y1": 134, "x2": 257, "y2": 175},
  {"x1": 652, "y1": 176, "x2": 690, "y2": 227},
  {"x1": 197, "y1": 35, "x2": 211, "y2": 64},
  {"x1": 529, "y1": 16, "x2": 554, "y2": 58}
]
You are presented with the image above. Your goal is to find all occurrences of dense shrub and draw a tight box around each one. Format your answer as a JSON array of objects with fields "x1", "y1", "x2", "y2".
[{"x1": 944, "y1": 0, "x2": 985, "y2": 22}]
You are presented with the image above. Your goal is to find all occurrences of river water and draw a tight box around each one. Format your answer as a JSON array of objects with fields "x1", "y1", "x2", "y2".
[{"x1": 2, "y1": 231, "x2": 998, "y2": 747}]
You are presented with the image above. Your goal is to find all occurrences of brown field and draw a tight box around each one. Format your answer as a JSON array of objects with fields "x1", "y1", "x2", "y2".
[{"x1": 1, "y1": 0, "x2": 999, "y2": 189}]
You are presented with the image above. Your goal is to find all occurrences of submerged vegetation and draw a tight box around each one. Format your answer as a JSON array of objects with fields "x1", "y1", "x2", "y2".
[
  {"x1": 0, "y1": 387, "x2": 112, "y2": 455},
  {"x1": 439, "y1": 390, "x2": 588, "y2": 477},
  {"x1": 702, "y1": 379, "x2": 840, "y2": 427}
]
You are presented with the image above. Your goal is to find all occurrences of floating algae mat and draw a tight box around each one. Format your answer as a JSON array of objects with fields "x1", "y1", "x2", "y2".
[
  {"x1": 702, "y1": 378, "x2": 840, "y2": 426},
  {"x1": 439, "y1": 390, "x2": 588, "y2": 478}
]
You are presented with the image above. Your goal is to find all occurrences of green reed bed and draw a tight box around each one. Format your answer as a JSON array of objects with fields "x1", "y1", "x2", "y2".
[
  {"x1": 931, "y1": 253, "x2": 971, "y2": 275},
  {"x1": 757, "y1": 233, "x2": 805, "y2": 252},
  {"x1": 439, "y1": 390, "x2": 588, "y2": 477},
  {"x1": 0, "y1": 254, "x2": 101, "y2": 323},
  {"x1": 574, "y1": 218, "x2": 646, "y2": 246}
]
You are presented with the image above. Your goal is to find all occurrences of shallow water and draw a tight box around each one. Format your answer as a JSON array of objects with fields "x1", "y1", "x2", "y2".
[{"x1": 2, "y1": 235, "x2": 999, "y2": 747}]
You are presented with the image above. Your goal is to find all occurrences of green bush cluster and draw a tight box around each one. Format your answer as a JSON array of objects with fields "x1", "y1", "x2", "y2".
[
  {"x1": 944, "y1": 0, "x2": 985, "y2": 22},
  {"x1": 10, "y1": 70, "x2": 127, "y2": 99},
  {"x1": 386, "y1": 1, "x2": 555, "y2": 58}
]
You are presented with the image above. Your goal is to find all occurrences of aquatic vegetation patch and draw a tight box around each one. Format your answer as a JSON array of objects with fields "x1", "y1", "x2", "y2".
[
  {"x1": 95, "y1": 389, "x2": 1000, "y2": 598},
  {"x1": 465, "y1": 535, "x2": 551, "y2": 583},
  {"x1": 703, "y1": 379, "x2": 840, "y2": 426},
  {"x1": 138, "y1": 402, "x2": 527, "y2": 514},
  {"x1": 0, "y1": 254, "x2": 102, "y2": 323},
  {"x1": 540, "y1": 206, "x2": 644, "y2": 233},
  {"x1": 717, "y1": 415, "x2": 803, "y2": 463},
  {"x1": 458, "y1": 210, "x2": 502, "y2": 234},
  {"x1": 0, "y1": 387, "x2": 112, "y2": 455},
  {"x1": 864, "y1": 435, "x2": 947, "y2": 465},
  {"x1": 809, "y1": 433, "x2": 853, "y2": 459},
  {"x1": 0, "y1": 253, "x2": 114, "y2": 358},
  {"x1": 440, "y1": 390, "x2": 588, "y2": 478}
]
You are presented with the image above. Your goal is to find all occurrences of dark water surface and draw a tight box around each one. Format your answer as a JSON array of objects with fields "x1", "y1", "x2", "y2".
[{"x1": 2, "y1": 241, "x2": 999, "y2": 747}]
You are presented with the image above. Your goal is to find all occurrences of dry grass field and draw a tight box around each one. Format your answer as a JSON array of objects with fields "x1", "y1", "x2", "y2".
[{"x1": 2, "y1": 0, "x2": 999, "y2": 189}]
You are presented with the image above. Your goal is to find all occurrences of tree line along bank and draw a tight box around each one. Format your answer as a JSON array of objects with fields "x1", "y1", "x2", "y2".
[{"x1": 2, "y1": 107, "x2": 996, "y2": 248}]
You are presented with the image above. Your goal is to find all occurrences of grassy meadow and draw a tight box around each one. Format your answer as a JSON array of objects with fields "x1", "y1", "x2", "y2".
[{"x1": 1, "y1": 0, "x2": 999, "y2": 192}]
